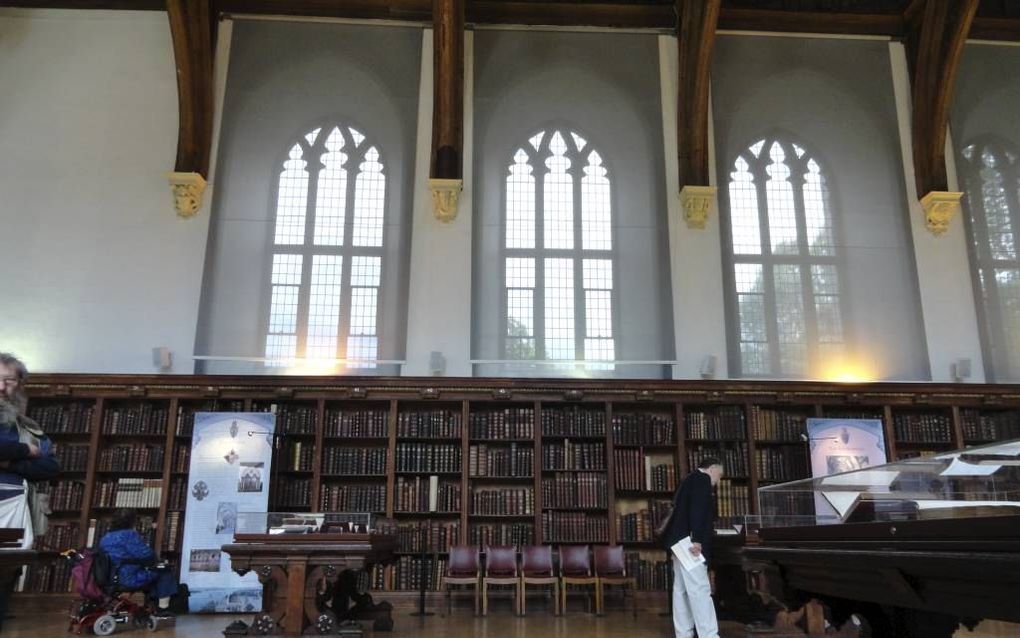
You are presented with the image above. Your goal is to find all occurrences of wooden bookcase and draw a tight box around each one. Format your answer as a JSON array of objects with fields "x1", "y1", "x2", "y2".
[{"x1": 19, "y1": 374, "x2": 1020, "y2": 597}]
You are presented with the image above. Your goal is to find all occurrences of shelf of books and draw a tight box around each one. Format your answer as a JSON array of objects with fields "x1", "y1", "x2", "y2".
[
  {"x1": 18, "y1": 375, "x2": 1020, "y2": 599},
  {"x1": 387, "y1": 402, "x2": 463, "y2": 592},
  {"x1": 891, "y1": 406, "x2": 956, "y2": 460},
  {"x1": 610, "y1": 404, "x2": 677, "y2": 592}
]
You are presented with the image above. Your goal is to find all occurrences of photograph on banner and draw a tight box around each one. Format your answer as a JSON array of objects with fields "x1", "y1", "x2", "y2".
[
  {"x1": 179, "y1": 412, "x2": 275, "y2": 613},
  {"x1": 805, "y1": 418, "x2": 887, "y2": 523}
]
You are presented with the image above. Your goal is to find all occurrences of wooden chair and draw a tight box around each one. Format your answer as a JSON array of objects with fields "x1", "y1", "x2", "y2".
[
  {"x1": 443, "y1": 545, "x2": 481, "y2": 616},
  {"x1": 482, "y1": 545, "x2": 519, "y2": 615},
  {"x1": 593, "y1": 545, "x2": 636, "y2": 617},
  {"x1": 559, "y1": 545, "x2": 598, "y2": 614},
  {"x1": 519, "y1": 544, "x2": 560, "y2": 616}
]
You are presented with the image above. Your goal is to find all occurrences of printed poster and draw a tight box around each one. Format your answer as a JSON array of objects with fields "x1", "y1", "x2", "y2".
[
  {"x1": 806, "y1": 418, "x2": 886, "y2": 523},
  {"x1": 180, "y1": 412, "x2": 275, "y2": 612}
]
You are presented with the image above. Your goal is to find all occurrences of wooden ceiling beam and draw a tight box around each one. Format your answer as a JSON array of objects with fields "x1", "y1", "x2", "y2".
[
  {"x1": 717, "y1": 8, "x2": 905, "y2": 36},
  {"x1": 432, "y1": 0, "x2": 464, "y2": 180},
  {"x1": 166, "y1": 0, "x2": 215, "y2": 217},
  {"x1": 906, "y1": 0, "x2": 979, "y2": 202},
  {"x1": 167, "y1": 0, "x2": 215, "y2": 178},
  {"x1": 213, "y1": 0, "x2": 431, "y2": 21},
  {"x1": 428, "y1": 0, "x2": 466, "y2": 222},
  {"x1": 677, "y1": 0, "x2": 720, "y2": 190}
]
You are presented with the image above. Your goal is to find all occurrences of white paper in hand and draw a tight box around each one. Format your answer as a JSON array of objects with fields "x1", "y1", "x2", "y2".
[{"x1": 670, "y1": 536, "x2": 706, "y2": 572}]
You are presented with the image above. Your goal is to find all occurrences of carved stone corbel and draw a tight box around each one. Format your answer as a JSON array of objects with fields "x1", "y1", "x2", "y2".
[
  {"x1": 428, "y1": 178, "x2": 463, "y2": 222},
  {"x1": 168, "y1": 171, "x2": 207, "y2": 218},
  {"x1": 920, "y1": 191, "x2": 962, "y2": 237},
  {"x1": 680, "y1": 185, "x2": 717, "y2": 229}
]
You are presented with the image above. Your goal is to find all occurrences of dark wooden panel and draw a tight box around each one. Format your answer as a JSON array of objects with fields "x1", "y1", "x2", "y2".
[
  {"x1": 677, "y1": 0, "x2": 721, "y2": 189},
  {"x1": 718, "y1": 8, "x2": 904, "y2": 35}
]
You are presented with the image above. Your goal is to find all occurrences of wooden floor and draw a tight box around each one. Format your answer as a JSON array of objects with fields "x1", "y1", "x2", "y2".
[
  {"x1": 3, "y1": 610, "x2": 748, "y2": 637},
  {"x1": 5, "y1": 601, "x2": 1016, "y2": 637}
]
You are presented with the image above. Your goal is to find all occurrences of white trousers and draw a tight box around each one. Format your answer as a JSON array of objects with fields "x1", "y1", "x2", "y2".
[{"x1": 672, "y1": 555, "x2": 719, "y2": 638}]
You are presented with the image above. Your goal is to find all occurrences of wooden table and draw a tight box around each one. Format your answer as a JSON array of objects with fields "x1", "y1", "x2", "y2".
[{"x1": 222, "y1": 532, "x2": 396, "y2": 637}]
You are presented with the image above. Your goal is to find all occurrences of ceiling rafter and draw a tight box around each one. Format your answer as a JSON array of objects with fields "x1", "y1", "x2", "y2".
[
  {"x1": 906, "y1": 0, "x2": 979, "y2": 201},
  {"x1": 167, "y1": 0, "x2": 215, "y2": 179}
]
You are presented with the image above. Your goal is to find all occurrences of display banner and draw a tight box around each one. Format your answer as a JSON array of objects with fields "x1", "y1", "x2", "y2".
[
  {"x1": 805, "y1": 418, "x2": 886, "y2": 522},
  {"x1": 180, "y1": 412, "x2": 275, "y2": 612}
]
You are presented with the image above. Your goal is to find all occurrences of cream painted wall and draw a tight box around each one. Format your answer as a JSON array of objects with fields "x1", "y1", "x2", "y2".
[
  {"x1": 889, "y1": 42, "x2": 986, "y2": 383},
  {"x1": 0, "y1": 10, "x2": 1002, "y2": 382},
  {"x1": 403, "y1": 29, "x2": 475, "y2": 376},
  {"x1": 0, "y1": 9, "x2": 211, "y2": 374}
]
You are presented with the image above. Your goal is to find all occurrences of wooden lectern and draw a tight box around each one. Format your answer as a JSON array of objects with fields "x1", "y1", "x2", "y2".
[{"x1": 222, "y1": 532, "x2": 396, "y2": 637}]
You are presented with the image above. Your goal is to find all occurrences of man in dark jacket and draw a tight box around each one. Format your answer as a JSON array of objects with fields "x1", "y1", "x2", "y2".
[{"x1": 661, "y1": 457, "x2": 722, "y2": 638}]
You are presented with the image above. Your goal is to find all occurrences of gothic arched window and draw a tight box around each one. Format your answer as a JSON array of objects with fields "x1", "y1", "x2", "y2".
[
  {"x1": 265, "y1": 124, "x2": 385, "y2": 368},
  {"x1": 503, "y1": 128, "x2": 616, "y2": 366},
  {"x1": 960, "y1": 138, "x2": 1020, "y2": 380},
  {"x1": 725, "y1": 136, "x2": 844, "y2": 377}
]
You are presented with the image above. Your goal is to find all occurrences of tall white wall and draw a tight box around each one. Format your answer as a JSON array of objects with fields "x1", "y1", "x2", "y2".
[
  {"x1": 403, "y1": 29, "x2": 474, "y2": 376},
  {"x1": 658, "y1": 35, "x2": 728, "y2": 380},
  {"x1": 889, "y1": 42, "x2": 986, "y2": 382},
  {"x1": 0, "y1": 9, "x2": 210, "y2": 373}
]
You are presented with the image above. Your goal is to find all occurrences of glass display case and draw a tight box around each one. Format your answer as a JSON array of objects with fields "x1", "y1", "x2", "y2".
[
  {"x1": 753, "y1": 439, "x2": 1020, "y2": 529},
  {"x1": 235, "y1": 512, "x2": 377, "y2": 535}
]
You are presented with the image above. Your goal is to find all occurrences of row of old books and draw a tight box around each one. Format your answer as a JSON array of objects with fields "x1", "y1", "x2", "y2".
[
  {"x1": 541, "y1": 407, "x2": 606, "y2": 438},
  {"x1": 98, "y1": 444, "x2": 164, "y2": 472},
  {"x1": 613, "y1": 450, "x2": 676, "y2": 492},
  {"x1": 275, "y1": 478, "x2": 311, "y2": 508},
  {"x1": 611, "y1": 413, "x2": 675, "y2": 447},
  {"x1": 754, "y1": 447, "x2": 809, "y2": 482},
  {"x1": 541, "y1": 512, "x2": 609, "y2": 543},
  {"x1": 396, "y1": 410, "x2": 462, "y2": 439},
  {"x1": 960, "y1": 408, "x2": 1020, "y2": 442},
  {"x1": 542, "y1": 441, "x2": 606, "y2": 471},
  {"x1": 392, "y1": 555, "x2": 447, "y2": 591},
  {"x1": 542, "y1": 472, "x2": 607, "y2": 509},
  {"x1": 688, "y1": 443, "x2": 749, "y2": 477},
  {"x1": 322, "y1": 446, "x2": 387, "y2": 475},
  {"x1": 27, "y1": 402, "x2": 93, "y2": 433},
  {"x1": 370, "y1": 564, "x2": 386, "y2": 590},
  {"x1": 23, "y1": 559, "x2": 73, "y2": 593},
  {"x1": 285, "y1": 440, "x2": 315, "y2": 472},
  {"x1": 758, "y1": 491, "x2": 813, "y2": 518},
  {"x1": 272, "y1": 404, "x2": 319, "y2": 435},
  {"x1": 470, "y1": 408, "x2": 535, "y2": 440},
  {"x1": 716, "y1": 479, "x2": 749, "y2": 525},
  {"x1": 93, "y1": 478, "x2": 163, "y2": 508},
  {"x1": 175, "y1": 401, "x2": 245, "y2": 436},
  {"x1": 394, "y1": 476, "x2": 459, "y2": 512},
  {"x1": 53, "y1": 443, "x2": 89, "y2": 472},
  {"x1": 469, "y1": 522, "x2": 535, "y2": 547},
  {"x1": 395, "y1": 443, "x2": 460, "y2": 473},
  {"x1": 102, "y1": 403, "x2": 169, "y2": 435},
  {"x1": 469, "y1": 443, "x2": 533, "y2": 477},
  {"x1": 321, "y1": 483, "x2": 387, "y2": 512},
  {"x1": 391, "y1": 521, "x2": 460, "y2": 553},
  {"x1": 48, "y1": 480, "x2": 85, "y2": 511},
  {"x1": 320, "y1": 483, "x2": 385, "y2": 511},
  {"x1": 325, "y1": 408, "x2": 389, "y2": 438},
  {"x1": 750, "y1": 407, "x2": 808, "y2": 442},
  {"x1": 172, "y1": 443, "x2": 189, "y2": 472},
  {"x1": 87, "y1": 515, "x2": 156, "y2": 548},
  {"x1": 168, "y1": 478, "x2": 187, "y2": 510},
  {"x1": 37, "y1": 521, "x2": 80, "y2": 552},
  {"x1": 686, "y1": 407, "x2": 746, "y2": 440},
  {"x1": 893, "y1": 412, "x2": 952, "y2": 443},
  {"x1": 163, "y1": 512, "x2": 182, "y2": 552},
  {"x1": 471, "y1": 487, "x2": 534, "y2": 516},
  {"x1": 626, "y1": 552, "x2": 670, "y2": 591},
  {"x1": 616, "y1": 500, "x2": 672, "y2": 542}
]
